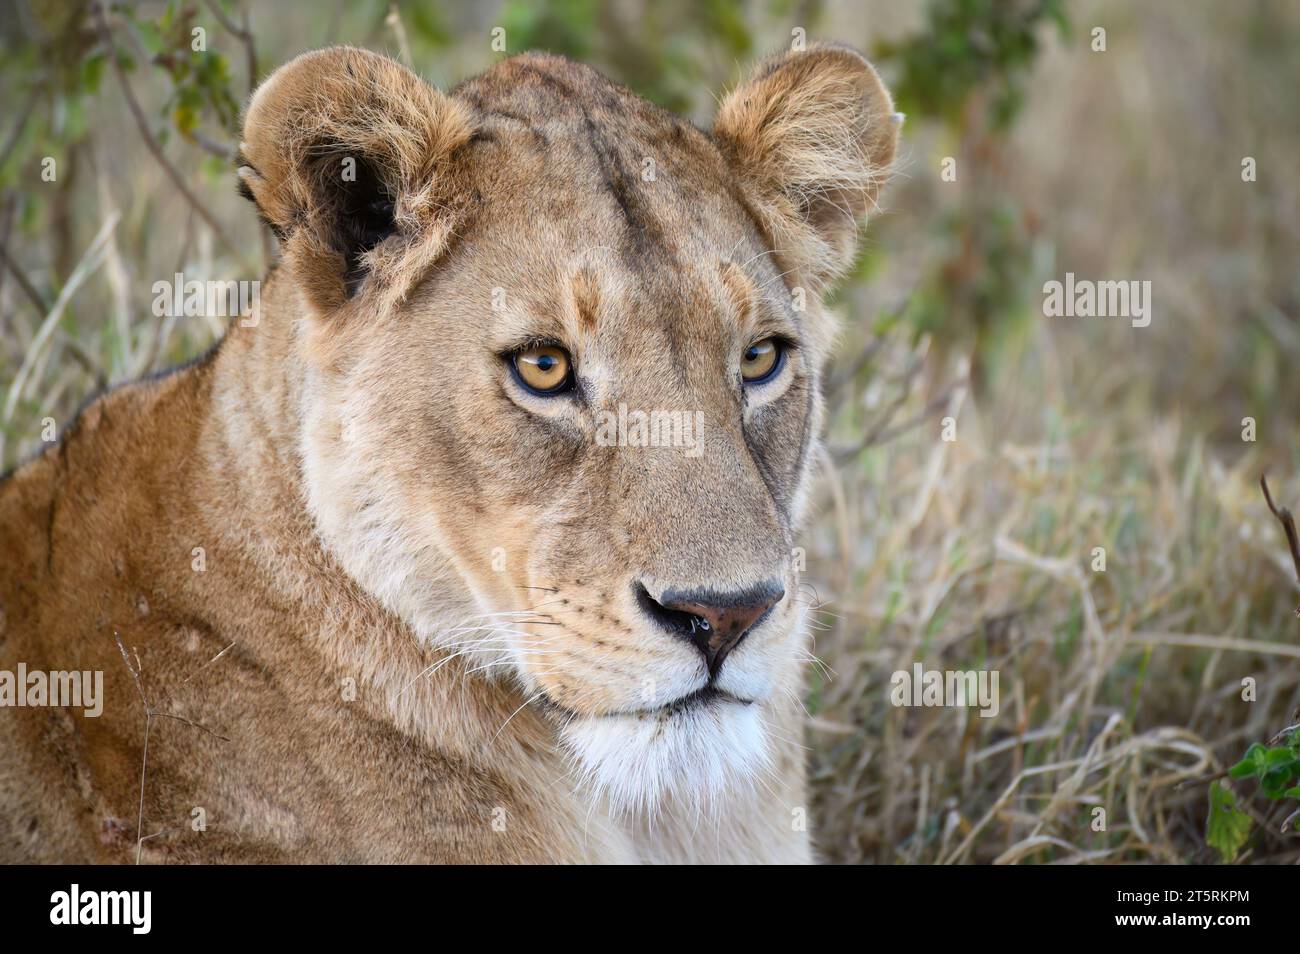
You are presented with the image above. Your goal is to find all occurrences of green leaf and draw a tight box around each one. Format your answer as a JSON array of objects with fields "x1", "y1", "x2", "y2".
[
  {"x1": 135, "y1": 20, "x2": 165, "y2": 56},
  {"x1": 80, "y1": 53, "x2": 105, "y2": 94},
  {"x1": 1228, "y1": 743, "x2": 1266, "y2": 778},
  {"x1": 1261, "y1": 765, "x2": 1295, "y2": 799},
  {"x1": 1206, "y1": 781, "x2": 1251, "y2": 863},
  {"x1": 172, "y1": 103, "x2": 198, "y2": 134},
  {"x1": 1262, "y1": 746, "x2": 1296, "y2": 767}
]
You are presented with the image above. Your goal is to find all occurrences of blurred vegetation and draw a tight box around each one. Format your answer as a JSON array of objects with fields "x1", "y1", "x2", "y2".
[
  {"x1": 2, "y1": 0, "x2": 1299, "y2": 863},
  {"x1": 874, "y1": 0, "x2": 1068, "y2": 391}
]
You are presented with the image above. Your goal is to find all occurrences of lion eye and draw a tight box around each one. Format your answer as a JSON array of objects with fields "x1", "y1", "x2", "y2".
[
  {"x1": 740, "y1": 338, "x2": 782, "y2": 384},
  {"x1": 512, "y1": 345, "x2": 573, "y2": 394}
]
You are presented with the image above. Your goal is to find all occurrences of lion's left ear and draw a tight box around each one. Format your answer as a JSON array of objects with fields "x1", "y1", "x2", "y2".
[{"x1": 713, "y1": 43, "x2": 900, "y2": 292}]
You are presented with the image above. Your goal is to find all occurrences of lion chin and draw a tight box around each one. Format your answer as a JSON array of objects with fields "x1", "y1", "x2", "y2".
[{"x1": 557, "y1": 699, "x2": 772, "y2": 815}]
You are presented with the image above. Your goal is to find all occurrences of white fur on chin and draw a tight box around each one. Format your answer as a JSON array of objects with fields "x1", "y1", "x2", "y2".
[{"x1": 558, "y1": 700, "x2": 771, "y2": 816}]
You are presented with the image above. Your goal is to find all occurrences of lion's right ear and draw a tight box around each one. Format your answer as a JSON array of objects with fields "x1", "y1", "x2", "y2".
[
  {"x1": 237, "y1": 46, "x2": 475, "y2": 313},
  {"x1": 713, "y1": 43, "x2": 900, "y2": 295}
]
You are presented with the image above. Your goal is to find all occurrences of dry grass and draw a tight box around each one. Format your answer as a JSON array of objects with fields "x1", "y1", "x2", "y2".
[
  {"x1": 2, "y1": 0, "x2": 1298, "y2": 864},
  {"x1": 797, "y1": 0, "x2": 1300, "y2": 864},
  {"x1": 804, "y1": 327, "x2": 1300, "y2": 864}
]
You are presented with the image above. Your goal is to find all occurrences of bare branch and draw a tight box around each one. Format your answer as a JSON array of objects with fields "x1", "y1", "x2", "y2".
[
  {"x1": 1260, "y1": 474, "x2": 1300, "y2": 589},
  {"x1": 1267, "y1": 722, "x2": 1300, "y2": 747},
  {"x1": 186, "y1": 129, "x2": 234, "y2": 159},
  {"x1": 203, "y1": 0, "x2": 259, "y2": 94},
  {"x1": 57, "y1": 331, "x2": 107, "y2": 388},
  {"x1": 157, "y1": 711, "x2": 231, "y2": 742},
  {"x1": 3, "y1": 212, "x2": 119, "y2": 426},
  {"x1": 0, "y1": 236, "x2": 50, "y2": 316},
  {"x1": 112, "y1": 630, "x2": 231, "y2": 862},
  {"x1": 0, "y1": 87, "x2": 39, "y2": 171},
  {"x1": 95, "y1": 3, "x2": 251, "y2": 270},
  {"x1": 0, "y1": 193, "x2": 51, "y2": 317},
  {"x1": 831, "y1": 378, "x2": 962, "y2": 464},
  {"x1": 385, "y1": 4, "x2": 414, "y2": 67}
]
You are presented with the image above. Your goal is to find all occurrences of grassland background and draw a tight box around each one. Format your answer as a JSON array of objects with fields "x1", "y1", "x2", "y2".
[{"x1": 2, "y1": 0, "x2": 1298, "y2": 863}]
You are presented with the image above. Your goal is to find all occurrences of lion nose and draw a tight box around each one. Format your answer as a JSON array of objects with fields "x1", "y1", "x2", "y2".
[{"x1": 636, "y1": 582, "x2": 784, "y2": 677}]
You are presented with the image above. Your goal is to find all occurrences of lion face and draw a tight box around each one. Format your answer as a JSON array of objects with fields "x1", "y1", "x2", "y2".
[{"x1": 237, "y1": 46, "x2": 897, "y2": 811}]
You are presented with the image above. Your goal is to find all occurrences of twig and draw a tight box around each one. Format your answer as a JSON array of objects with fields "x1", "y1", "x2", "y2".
[
  {"x1": 0, "y1": 87, "x2": 39, "y2": 171},
  {"x1": 1268, "y1": 722, "x2": 1300, "y2": 747},
  {"x1": 1260, "y1": 474, "x2": 1300, "y2": 591},
  {"x1": 157, "y1": 711, "x2": 231, "y2": 742},
  {"x1": 385, "y1": 4, "x2": 413, "y2": 67},
  {"x1": 56, "y1": 331, "x2": 107, "y2": 388},
  {"x1": 0, "y1": 198, "x2": 11, "y2": 329},
  {"x1": 112, "y1": 630, "x2": 230, "y2": 863},
  {"x1": 831, "y1": 379, "x2": 962, "y2": 464},
  {"x1": 0, "y1": 193, "x2": 52, "y2": 316},
  {"x1": 180, "y1": 639, "x2": 237, "y2": 685},
  {"x1": 113, "y1": 631, "x2": 152, "y2": 865},
  {"x1": 199, "y1": 1, "x2": 271, "y2": 265},
  {"x1": 825, "y1": 335, "x2": 887, "y2": 408},
  {"x1": 185, "y1": 129, "x2": 234, "y2": 159},
  {"x1": 1176, "y1": 767, "x2": 1229, "y2": 791},
  {"x1": 0, "y1": 241, "x2": 48, "y2": 316},
  {"x1": 95, "y1": 2, "x2": 250, "y2": 270},
  {"x1": 138, "y1": 825, "x2": 186, "y2": 844},
  {"x1": 203, "y1": 0, "x2": 258, "y2": 94},
  {"x1": 2, "y1": 212, "x2": 119, "y2": 425}
]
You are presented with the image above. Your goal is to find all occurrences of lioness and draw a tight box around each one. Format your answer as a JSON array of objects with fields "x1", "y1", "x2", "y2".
[{"x1": 0, "y1": 43, "x2": 897, "y2": 863}]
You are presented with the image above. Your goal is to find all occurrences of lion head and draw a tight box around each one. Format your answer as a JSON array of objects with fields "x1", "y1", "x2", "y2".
[{"x1": 236, "y1": 44, "x2": 898, "y2": 812}]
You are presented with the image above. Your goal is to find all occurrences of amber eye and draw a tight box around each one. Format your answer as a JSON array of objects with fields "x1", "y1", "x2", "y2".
[
  {"x1": 741, "y1": 338, "x2": 782, "y2": 383},
  {"x1": 512, "y1": 345, "x2": 573, "y2": 394}
]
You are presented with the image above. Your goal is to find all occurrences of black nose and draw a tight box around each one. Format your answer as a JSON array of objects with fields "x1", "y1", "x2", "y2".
[{"x1": 636, "y1": 582, "x2": 784, "y2": 677}]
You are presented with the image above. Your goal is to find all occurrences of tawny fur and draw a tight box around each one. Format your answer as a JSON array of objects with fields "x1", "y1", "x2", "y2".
[{"x1": 0, "y1": 45, "x2": 896, "y2": 863}]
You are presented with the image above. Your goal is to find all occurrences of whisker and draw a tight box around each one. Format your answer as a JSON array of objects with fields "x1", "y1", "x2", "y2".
[{"x1": 487, "y1": 690, "x2": 547, "y2": 748}]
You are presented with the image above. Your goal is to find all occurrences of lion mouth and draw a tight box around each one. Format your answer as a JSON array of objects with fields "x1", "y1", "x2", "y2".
[
  {"x1": 540, "y1": 685, "x2": 753, "y2": 721},
  {"x1": 646, "y1": 685, "x2": 753, "y2": 716}
]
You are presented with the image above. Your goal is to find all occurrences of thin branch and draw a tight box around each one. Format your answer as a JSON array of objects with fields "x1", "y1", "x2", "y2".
[
  {"x1": 186, "y1": 129, "x2": 234, "y2": 159},
  {"x1": 157, "y1": 711, "x2": 231, "y2": 742},
  {"x1": 181, "y1": 640, "x2": 237, "y2": 685},
  {"x1": 0, "y1": 241, "x2": 49, "y2": 316},
  {"x1": 113, "y1": 631, "x2": 152, "y2": 864},
  {"x1": 385, "y1": 4, "x2": 414, "y2": 67},
  {"x1": 57, "y1": 331, "x2": 107, "y2": 388},
  {"x1": 825, "y1": 335, "x2": 887, "y2": 407},
  {"x1": 200, "y1": 1, "x2": 271, "y2": 265},
  {"x1": 203, "y1": 0, "x2": 258, "y2": 94},
  {"x1": 95, "y1": 2, "x2": 250, "y2": 269},
  {"x1": 0, "y1": 87, "x2": 39, "y2": 171},
  {"x1": 2, "y1": 212, "x2": 119, "y2": 425},
  {"x1": 1260, "y1": 474, "x2": 1300, "y2": 589},
  {"x1": 239, "y1": 4, "x2": 258, "y2": 91},
  {"x1": 1267, "y1": 722, "x2": 1300, "y2": 747},
  {"x1": 113, "y1": 629, "x2": 230, "y2": 863},
  {"x1": 0, "y1": 198, "x2": 11, "y2": 328},
  {"x1": 0, "y1": 194, "x2": 51, "y2": 317},
  {"x1": 831, "y1": 378, "x2": 962, "y2": 464}
]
